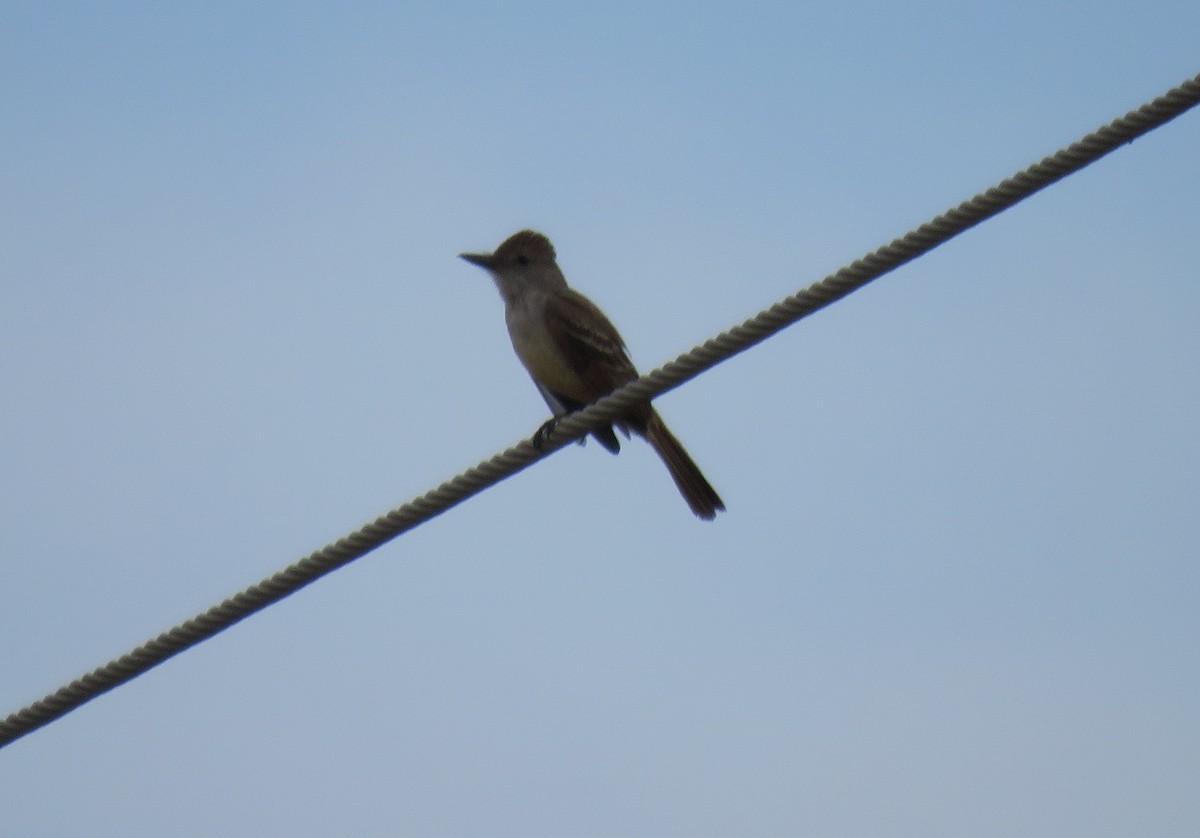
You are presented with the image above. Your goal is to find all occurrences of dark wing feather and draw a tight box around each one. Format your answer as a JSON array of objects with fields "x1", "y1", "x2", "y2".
[{"x1": 543, "y1": 290, "x2": 639, "y2": 399}]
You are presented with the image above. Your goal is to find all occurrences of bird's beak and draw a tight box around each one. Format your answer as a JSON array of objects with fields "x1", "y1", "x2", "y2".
[{"x1": 459, "y1": 251, "x2": 494, "y2": 270}]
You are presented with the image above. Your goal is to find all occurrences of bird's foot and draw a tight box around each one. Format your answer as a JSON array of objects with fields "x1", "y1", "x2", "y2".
[{"x1": 532, "y1": 417, "x2": 561, "y2": 450}]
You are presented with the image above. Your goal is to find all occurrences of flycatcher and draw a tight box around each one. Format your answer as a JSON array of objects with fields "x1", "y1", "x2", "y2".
[{"x1": 460, "y1": 230, "x2": 725, "y2": 520}]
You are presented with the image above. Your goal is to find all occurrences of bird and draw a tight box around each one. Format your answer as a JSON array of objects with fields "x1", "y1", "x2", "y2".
[{"x1": 460, "y1": 230, "x2": 724, "y2": 520}]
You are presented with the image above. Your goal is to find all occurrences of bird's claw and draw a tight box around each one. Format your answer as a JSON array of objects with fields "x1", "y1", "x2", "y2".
[{"x1": 532, "y1": 417, "x2": 560, "y2": 450}]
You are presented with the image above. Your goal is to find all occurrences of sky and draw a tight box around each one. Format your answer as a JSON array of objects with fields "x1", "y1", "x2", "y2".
[{"x1": 2, "y1": 2, "x2": 1198, "y2": 835}]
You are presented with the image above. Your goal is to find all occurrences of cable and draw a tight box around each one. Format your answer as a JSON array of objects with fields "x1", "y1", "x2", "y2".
[{"x1": 2, "y1": 72, "x2": 1198, "y2": 750}]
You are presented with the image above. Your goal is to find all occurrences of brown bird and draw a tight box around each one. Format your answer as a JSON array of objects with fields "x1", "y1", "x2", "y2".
[{"x1": 461, "y1": 230, "x2": 724, "y2": 520}]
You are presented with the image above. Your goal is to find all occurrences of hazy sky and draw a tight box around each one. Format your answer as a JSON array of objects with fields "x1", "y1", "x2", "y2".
[{"x1": 2, "y1": 3, "x2": 1198, "y2": 836}]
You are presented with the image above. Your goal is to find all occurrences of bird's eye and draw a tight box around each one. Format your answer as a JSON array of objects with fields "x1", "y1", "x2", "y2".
[{"x1": 516, "y1": 254, "x2": 530, "y2": 266}]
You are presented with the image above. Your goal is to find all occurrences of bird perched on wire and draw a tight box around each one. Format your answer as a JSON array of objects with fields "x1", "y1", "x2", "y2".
[{"x1": 461, "y1": 230, "x2": 724, "y2": 520}]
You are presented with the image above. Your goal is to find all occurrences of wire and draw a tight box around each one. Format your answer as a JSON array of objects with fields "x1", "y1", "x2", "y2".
[{"x1": 2, "y1": 72, "x2": 1198, "y2": 751}]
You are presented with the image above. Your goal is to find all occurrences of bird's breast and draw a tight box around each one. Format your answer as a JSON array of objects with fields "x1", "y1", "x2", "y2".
[{"x1": 505, "y1": 297, "x2": 589, "y2": 402}]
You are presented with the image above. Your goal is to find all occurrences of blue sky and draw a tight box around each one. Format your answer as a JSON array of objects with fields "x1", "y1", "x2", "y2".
[{"x1": 2, "y1": 3, "x2": 1198, "y2": 835}]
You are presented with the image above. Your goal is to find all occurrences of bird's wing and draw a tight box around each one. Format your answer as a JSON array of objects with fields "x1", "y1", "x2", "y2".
[{"x1": 543, "y1": 289, "x2": 639, "y2": 399}]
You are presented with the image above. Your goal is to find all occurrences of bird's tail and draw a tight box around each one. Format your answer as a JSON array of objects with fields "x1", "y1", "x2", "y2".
[{"x1": 642, "y1": 410, "x2": 725, "y2": 520}]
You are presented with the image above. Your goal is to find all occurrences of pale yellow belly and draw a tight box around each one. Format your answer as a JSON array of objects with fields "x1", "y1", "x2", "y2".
[{"x1": 506, "y1": 301, "x2": 589, "y2": 402}]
